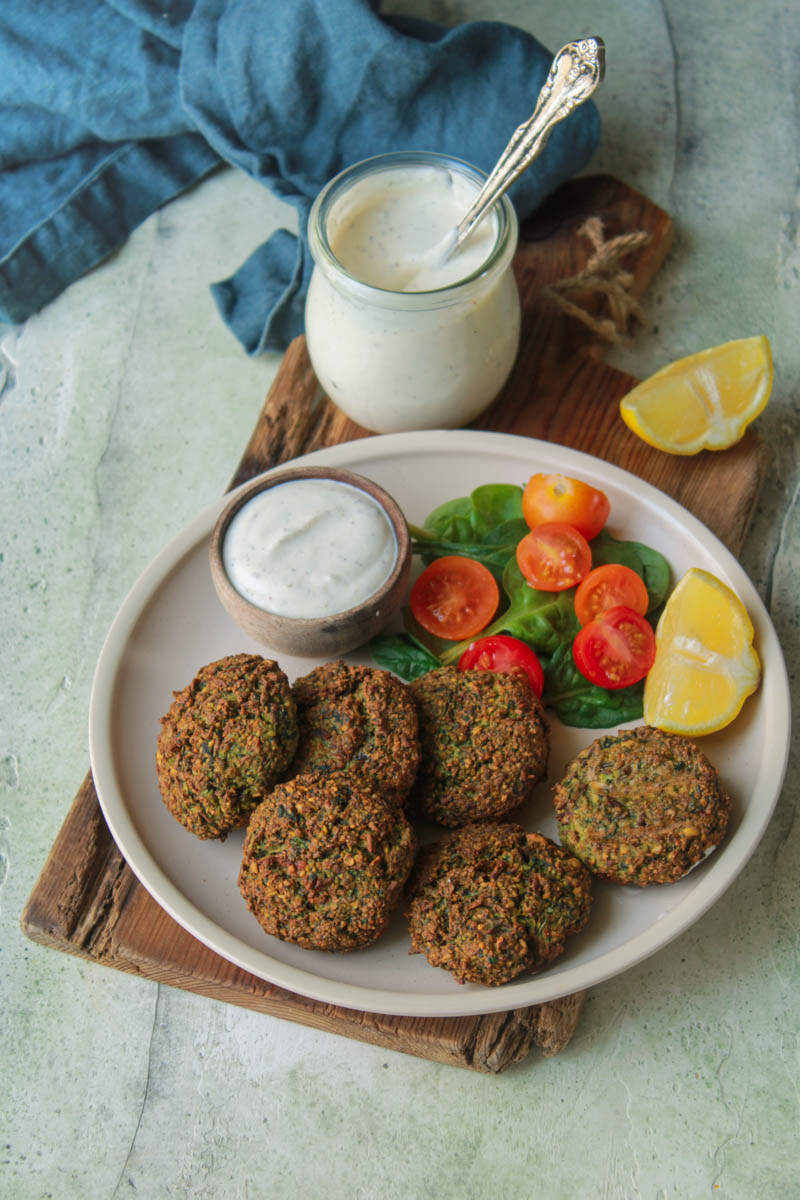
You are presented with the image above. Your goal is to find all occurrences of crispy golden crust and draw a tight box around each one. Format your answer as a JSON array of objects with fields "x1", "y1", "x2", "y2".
[
  {"x1": 288, "y1": 661, "x2": 420, "y2": 807},
  {"x1": 239, "y1": 773, "x2": 416, "y2": 952},
  {"x1": 408, "y1": 667, "x2": 549, "y2": 827},
  {"x1": 553, "y1": 725, "x2": 731, "y2": 886},
  {"x1": 155, "y1": 654, "x2": 298, "y2": 840},
  {"x1": 406, "y1": 822, "x2": 592, "y2": 986}
]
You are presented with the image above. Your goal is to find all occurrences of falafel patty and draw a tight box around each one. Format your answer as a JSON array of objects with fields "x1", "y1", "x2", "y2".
[
  {"x1": 155, "y1": 653, "x2": 298, "y2": 840},
  {"x1": 238, "y1": 773, "x2": 416, "y2": 951},
  {"x1": 288, "y1": 661, "x2": 420, "y2": 807},
  {"x1": 408, "y1": 666, "x2": 548, "y2": 827},
  {"x1": 406, "y1": 822, "x2": 592, "y2": 986},
  {"x1": 553, "y1": 724, "x2": 731, "y2": 886}
]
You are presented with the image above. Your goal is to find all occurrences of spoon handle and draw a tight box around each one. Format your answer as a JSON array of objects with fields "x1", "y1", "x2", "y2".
[{"x1": 450, "y1": 37, "x2": 605, "y2": 255}]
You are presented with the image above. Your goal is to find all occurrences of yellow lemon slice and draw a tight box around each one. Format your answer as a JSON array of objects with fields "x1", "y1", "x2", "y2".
[
  {"x1": 644, "y1": 567, "x2": 761, "y2": 734},
  {"x1": 619, "y1": 336, "x2": 773, "y2": 454}
]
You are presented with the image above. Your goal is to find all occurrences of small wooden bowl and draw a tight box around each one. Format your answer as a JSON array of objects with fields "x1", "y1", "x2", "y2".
[{"x1": 209, "y1": 466, "x2": 411, "y2": 658}]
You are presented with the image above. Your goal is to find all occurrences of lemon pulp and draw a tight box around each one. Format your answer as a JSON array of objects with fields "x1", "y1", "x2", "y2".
[
  {"x1": 643, "y1": 567, "x2": 761, "y2": 734},
  {"x1": 620, "y1": 336, "x2": 773, "y2": 455}
]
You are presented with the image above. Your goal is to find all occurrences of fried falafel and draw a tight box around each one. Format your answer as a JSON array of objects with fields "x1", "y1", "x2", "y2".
[
  {"x1": 406, "y1": 822, "x2": 592, "y2": 986},
  {"x1": 288, "y1": 660, "x2": 420, "y2": 807},
  {"x1": 238, "y1": 773, "x2": 416, "y2": 951},
  {"x1": 408, "y1": 666, "x2": 548, "y2": 827},
  {"x1": 554, "y1": 724, "x2": 731, "y2": 886},
  {"x1": 155, "y1": 653, "x2": 298, "y2": 839}
]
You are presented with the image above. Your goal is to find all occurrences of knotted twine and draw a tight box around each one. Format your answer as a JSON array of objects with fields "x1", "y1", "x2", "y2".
[{"x1": 542, "y1": 216, "x2": 652, "y2": 343}]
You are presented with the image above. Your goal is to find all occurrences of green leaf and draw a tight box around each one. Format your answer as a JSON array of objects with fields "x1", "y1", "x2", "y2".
[
  {"x1": 497, "y1": 559, "x2": 581, "y2": 652},
  {"x1": 468, "y1": 484, "x2": 525, "y2": 535},
  {"x1": 368, "y1": 632, "x2": 440, "y2": 682},
  {"x1": 414, "y1": 498, "x2": 475, "y2": 544},
  {"x1": 482, "y1": 517, "x2": 530, "y2": 546},
  {"x1": 421, "y1": 484, "x2": 524, "y2": 543},
  {"x1": 591, "y1": 530, "x2": 671, "y2": 612},
  {"x1": 541, "y1": 642, "x2": 645, "y2": 728},
  {"x1": 410, "y1": 487, "x2": 527, "y2": 583},
  {"x1": 409, "y1": 535, "x2": 519, "y2": 582}
]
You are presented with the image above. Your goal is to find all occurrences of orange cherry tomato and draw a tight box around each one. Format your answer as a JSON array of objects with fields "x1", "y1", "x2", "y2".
[
  {"x1": 516, "y1": 523, "x2": 592, "y2": 592},
  {"x1": 410, "y1": 555, "x2": 499, "y2": 641},
  {"x1": 458, "y1": 634, "x2": 545, "y2": 697},
  {"x1": 573, "y1": 563, "x2": 650, "y2": 626},
  {"x1": 573, "y1": 605, "x2": 656, "y2": 689},
  {"x1": 522, "y1": 473, "x2": 610, "y2": 540}
]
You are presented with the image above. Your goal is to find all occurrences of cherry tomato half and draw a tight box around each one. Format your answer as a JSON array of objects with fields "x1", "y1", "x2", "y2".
[
  {"x1": 458, "y1": 634, "x2": 545, "y2": 697},
  {"x1": 573, "y1": 605, "x2": 656, "y2": 690},
  {"x1": 410, "y1": 555, "x2": 499, "y2": 641},
  {"x1": 516, "y1": 522, "x2": 592, "y2": 592},
  {"x1": 573, "y1": 563, "x2": 650, "y2": 626},
  {"x1": 522, "y1": 473, "x2": 610, "y2": 540}
]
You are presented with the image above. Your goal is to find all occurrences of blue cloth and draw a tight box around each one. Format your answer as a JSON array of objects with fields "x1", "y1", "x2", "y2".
[{"x1": 0, "y1": 2, "x2": 600, "y2": 353}]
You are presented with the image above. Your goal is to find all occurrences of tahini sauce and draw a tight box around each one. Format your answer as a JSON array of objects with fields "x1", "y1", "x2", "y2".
[
  {"x1": 222, "y1": 479, "x2": 397, "y2": 618},
  {"x1": 327, "y1": 166, "x2": 497, "y2": 292}
]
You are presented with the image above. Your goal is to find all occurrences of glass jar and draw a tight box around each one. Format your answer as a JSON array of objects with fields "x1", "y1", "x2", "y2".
[{"x1": 305, "y1": 151, "x2": 520, "y2": 434}]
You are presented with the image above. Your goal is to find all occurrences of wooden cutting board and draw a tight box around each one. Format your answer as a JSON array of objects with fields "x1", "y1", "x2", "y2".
[{"x1": 21, "y1": 176, "x2": 769, "y2": 1074}]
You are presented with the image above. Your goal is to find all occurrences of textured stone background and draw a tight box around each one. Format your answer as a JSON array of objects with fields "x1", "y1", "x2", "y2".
[{"x1": 2, "y1": 2, "x2": 798, "y2": 1196}]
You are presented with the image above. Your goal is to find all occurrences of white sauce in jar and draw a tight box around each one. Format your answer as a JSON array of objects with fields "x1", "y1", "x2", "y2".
[
  {"x1": 305, "y1": 156, "x2": 520, "y2": 434},
  {"x1": 222, "y1": 479, "x2": 398, "y2": 618},
  {"x1": 327, "y1": 166, "x2": 497, "y2": 292}
]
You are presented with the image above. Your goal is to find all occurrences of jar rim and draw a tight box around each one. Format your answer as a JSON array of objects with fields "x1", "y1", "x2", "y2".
[{"x1": 306, "y1": 151, "x2": 518, "y2": 309}]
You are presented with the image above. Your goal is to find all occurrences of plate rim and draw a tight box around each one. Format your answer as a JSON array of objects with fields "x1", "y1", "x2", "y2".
[{"x1": 88, "y1": 429, "x2": 792, "y2": 1017}]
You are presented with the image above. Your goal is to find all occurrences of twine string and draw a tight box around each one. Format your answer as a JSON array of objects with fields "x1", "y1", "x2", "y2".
[{"x1": 542, "y1": 216, "x2": 652, "y2": 343}]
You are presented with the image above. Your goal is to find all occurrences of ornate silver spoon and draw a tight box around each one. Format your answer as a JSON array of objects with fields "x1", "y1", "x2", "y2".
[{"x1": 442, "y1": 37, "x2": 605, "y2": 263}]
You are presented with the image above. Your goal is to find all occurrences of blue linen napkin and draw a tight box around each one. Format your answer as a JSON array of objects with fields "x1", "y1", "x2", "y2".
[{"x1": 0, "y1": 1, "x2": 600, "y2": 353}]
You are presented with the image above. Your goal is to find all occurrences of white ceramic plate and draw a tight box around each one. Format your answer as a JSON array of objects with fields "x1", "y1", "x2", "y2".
[{"x1": 89, "y1": 431, "x2": 791, "y2": 1017}]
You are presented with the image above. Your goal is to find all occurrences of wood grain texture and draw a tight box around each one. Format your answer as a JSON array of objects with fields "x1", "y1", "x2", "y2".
[{"x1": 21, "y1": 175, "x2": 768, "y2": 1074}]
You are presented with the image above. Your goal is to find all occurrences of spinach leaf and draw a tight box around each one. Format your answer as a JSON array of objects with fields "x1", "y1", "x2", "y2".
[
  {"x1": 368, "y1": 632, "x2": 440, "y2": 681},
  {"x1": 410, "y1": 486, "x2": 527, "y2": 583},
  {"x1": 409, "y1": 531, "x2": 520, "y2": 582},
  {"x1": 469, "y1": 484, "x2": 525, "y2": 534},
  {"x1": 591, "y1": 530, "x2": 671, "y2": 612},
  {"x1": 415, "y1": 498, "x2": 475, "y2": 544},
  {"x1": 494, "y1": 559, "x2": 581, "y2": 653},
  {"x1": 421, "y1": 483, "x2": 524, "y2": 543},
  {"x1": 542, "y1": 642, "x2": 644, "y2": 728},
  {"x1": 483, "y1": 517, "x2": 530, "y2": 546}
]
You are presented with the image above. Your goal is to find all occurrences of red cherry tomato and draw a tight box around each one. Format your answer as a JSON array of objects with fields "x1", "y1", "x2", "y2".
[
  {"x1": 573, "y1": 605, "x2": 656, "y2": 690},
  {"x1": 458, "y1": 634, "x2": 545, "y2": 697},
  {"x1": 522, "y1": 473, "x2": 610, "y2": 540},
  {"x1": 410, "y1": 555, "x2": 499, "y2": 641},
  {"x1": 574, "y1": 563, "x2": 650, "y2": 626},
  {"x1": 516, "y1": 522, "x2": 592, "y2": 592}
]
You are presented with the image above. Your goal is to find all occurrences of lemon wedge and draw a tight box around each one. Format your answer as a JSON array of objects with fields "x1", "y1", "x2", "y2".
[
  {"x1": 619, "y1": 336, "x2": 773, "y2": 454},
  {"x1": 644, "y1": 567, "x2": 761, "y2": 734}
]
